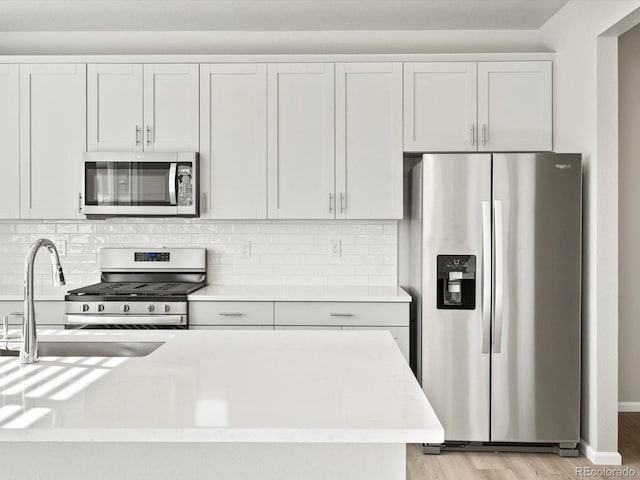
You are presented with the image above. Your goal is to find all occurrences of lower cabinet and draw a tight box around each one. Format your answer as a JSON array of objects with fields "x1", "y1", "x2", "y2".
[
  {"x1": 191, "y1": 325, "x2": 273, "y2": 331},
  {"x1": 189, "y1": 301, "x2": 274, "y2": 329},
  {"x1": 188, "y1": 299, "x2": 410, "y2": 362},
  {"x1": 274, "y1": 302, "x2": 408, "y2": 327},
  {"x1": 0, "y1": 300, "x2": 66, "y2": 330},
  {"x1": 275, "y1": 326, "x2": 341, "y2": 331},
  {"x1": 275, "y1": 302, "x2": 409, "y2": 361}
]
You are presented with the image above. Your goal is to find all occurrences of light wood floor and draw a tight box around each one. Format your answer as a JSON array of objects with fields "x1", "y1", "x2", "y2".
[{"x1": 406, "y1": 413, "x2": 640, "y2": 479}]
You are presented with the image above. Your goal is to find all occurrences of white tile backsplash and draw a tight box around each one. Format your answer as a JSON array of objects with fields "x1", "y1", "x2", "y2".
[{"x1": 0, "y1": 219, "x2": 398, "y2": 288}]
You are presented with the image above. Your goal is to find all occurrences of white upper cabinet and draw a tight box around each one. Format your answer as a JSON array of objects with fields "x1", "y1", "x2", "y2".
[
  {"x1": 404, "y1": 62, "x2": 478, "y2": 152},
  {"x1": 87, "y1": 63, "x2": 199, "y2": 152},
  {"x1": 88, "y1": 64, "x2": 143, "y2": 152},
  {"x1": 404, "y1": 60, "x2": 552, "y2": 152},
  {"x1": 267, "y1": 63, "x2": 335, "y2": 219},
  {"x1": 20, "y1": 64, "x2": 86, "y2": 219},
  {"x1": 200, "y1": 64, "x2": 267, "y2": 219},
  {"x1": 477, "y1": 61, "x2": 552, "y2": 152},
  {"x1": 336, "y1": 63, "x2": 403, "y2": 219},
  {"x1": 0, "y1": 65, "x2": 20, "y2": 219},
  {"x1": 143, "y1": 64, "x2": 199, "y2": 152}
]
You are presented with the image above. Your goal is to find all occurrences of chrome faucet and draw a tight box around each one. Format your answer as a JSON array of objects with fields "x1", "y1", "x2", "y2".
[{"x1": 21, "y1": 238, "x2": 66, "y2": 364}]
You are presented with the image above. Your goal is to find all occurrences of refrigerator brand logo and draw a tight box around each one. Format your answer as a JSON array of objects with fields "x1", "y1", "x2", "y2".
[{"x1": 555, "y1": 164, "x2": 572, "y2": 170}]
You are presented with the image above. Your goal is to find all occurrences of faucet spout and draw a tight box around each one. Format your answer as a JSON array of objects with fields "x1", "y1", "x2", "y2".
[{"x1": 21, "y1": 238, "x2": 66, "y2": 364}]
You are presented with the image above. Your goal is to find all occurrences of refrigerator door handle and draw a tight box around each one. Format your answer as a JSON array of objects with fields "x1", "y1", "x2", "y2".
[
  {"x1": 493, "y1": 200, "x2": 504, "y2": 353},
  {"x1": 481, "y1": 201, "x2": 492, "y2": 354}
]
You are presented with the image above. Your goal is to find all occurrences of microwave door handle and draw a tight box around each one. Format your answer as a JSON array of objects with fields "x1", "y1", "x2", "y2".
[{"x1": 169, "y1": 163, "x2": 177, "y2": 206}]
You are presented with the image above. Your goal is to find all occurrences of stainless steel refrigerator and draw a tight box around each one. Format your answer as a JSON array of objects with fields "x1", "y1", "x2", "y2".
[{"x1": 405, "y1": 153, "x2": 581, "y2": 454}]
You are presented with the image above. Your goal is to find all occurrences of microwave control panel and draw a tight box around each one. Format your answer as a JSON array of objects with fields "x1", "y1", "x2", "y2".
[{"x1": 177, "y1": 164, "x2": 194, "y2": 206}]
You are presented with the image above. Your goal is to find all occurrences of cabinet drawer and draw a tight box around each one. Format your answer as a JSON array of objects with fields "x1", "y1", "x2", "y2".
[
  {"x1": 190, "y1": 325, "x2": 273, "y2": 331},
  {"x1": 275, "y1": 325, "x2": 341, "y2": 331},
  {"x1": 275, "y1": 302, "x2": 408, "y2": 327},
  {"x1": 189, "y1": 301, "x2": 274, "y2": 326}
]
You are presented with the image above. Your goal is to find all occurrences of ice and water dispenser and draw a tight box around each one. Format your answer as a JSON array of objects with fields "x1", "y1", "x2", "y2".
[{"x1": 436, "y1": 255, "x2": 476, "y2": 310}]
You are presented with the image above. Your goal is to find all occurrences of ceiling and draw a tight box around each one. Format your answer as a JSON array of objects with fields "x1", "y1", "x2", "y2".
[{"x1": 0, "y1": 0, "x2": 569, "y2": 32}]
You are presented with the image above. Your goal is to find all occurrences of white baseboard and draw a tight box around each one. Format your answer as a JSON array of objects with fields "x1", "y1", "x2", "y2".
[
  {"x1": 618, "y1": 401, "x2": 640, "y2": 412},
  {"x1": 580, "y1": 438, "x2": 622, "y2": 465}
]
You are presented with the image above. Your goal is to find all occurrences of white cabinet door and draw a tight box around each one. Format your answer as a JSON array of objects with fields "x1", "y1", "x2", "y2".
[
  {"x1": 336, "y1": 63, "x2": 402, "y2": 219},
  {"x1": 143, "y1": 64, "x2": 199, "y2": 152},
  {"x1": 267, "y1": 63, "x2": 335, "y2": 219},
  {"x1": 87, "y1": 64, "x2": 143, "y2": 152},
  {"x1": 478, "y1": 61, "x2": 552, "y2": 152},
  {"x1": 404, "y1": 62, "x2": 478, "y2": 152},
  {"x1": 200, "y1": 64, "x2": 267, "y2": 219},
  {"x1": 20, "y1": 64, "x2": 86, "y2": 219},
  {"x1": 0, "y1": 65, "x2": 20, "y2": 219}
]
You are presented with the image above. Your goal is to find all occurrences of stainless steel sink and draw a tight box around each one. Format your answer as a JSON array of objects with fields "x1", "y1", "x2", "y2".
[{"x1": 0, "y1": 341, "x2": 164, "y2": 357}]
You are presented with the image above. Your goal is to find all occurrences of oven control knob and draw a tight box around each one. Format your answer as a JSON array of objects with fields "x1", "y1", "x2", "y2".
[
  {"x1": 146, "y1": 304, "x2": 155, "y2": 312},
  {"x1": 121, "y1": 304, "x2": 130, "y2": 313},
  {"x1": 82, "y1": 304, "x2": 90, "y2": 312},
  {"x1": 97, "y1": 304, "x2": 105, "y2": 312},
  {"x1": 164, "y1": 304, "x2": 170, "y2": 313}
]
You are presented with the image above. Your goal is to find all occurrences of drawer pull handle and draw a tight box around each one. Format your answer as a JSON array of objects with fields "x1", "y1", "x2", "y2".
[
  {"x1": 330, "y1": 313, "x2": 354, "y2": 317},
  {"x1": 218, "y1": 312, "x2": 244, "y2": 316}
]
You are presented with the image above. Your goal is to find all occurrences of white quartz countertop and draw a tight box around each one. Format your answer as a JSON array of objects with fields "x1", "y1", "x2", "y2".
[
  {"x1": 0, "y1": 285, "x2": 70, "y2": 302},
  {"x1": 0, "y1": 285, "x2": 411, "y2": 303},
  {"x1": 0, "y1": 330, "x2": 442, "y2": 444},
  {"x1": 189, "y1": 285, "x2": 412, "y2": 302}
]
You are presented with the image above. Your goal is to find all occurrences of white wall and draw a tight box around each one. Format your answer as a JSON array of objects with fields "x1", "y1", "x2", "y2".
[
  {"x1": 539, "y1": 0, "x2": 640, "y2": 465},
  {"x1": 0, "y1": 219, "x2": 397, "y2": 290},
  {"x1": 618, "y1": 23, "x2": 640, "y2": 410},
  {"x1": 0, "y1": 30, "x2": 543, "y2": 55}
]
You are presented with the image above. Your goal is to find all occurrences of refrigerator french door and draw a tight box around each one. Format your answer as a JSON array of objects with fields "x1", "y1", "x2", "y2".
[{"x1": 414, "y1": 152, "x2": 581, "y2": 447}]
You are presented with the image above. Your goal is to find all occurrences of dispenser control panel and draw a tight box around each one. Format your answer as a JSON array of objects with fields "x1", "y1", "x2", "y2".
[{"x1": 436, "y1": 255, "x2": 476, "y2": 310}]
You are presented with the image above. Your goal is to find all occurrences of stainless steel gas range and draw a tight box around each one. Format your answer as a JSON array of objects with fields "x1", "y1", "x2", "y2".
[{"x1": 65, "y1": 248, "x2": 206, "y2": 329}]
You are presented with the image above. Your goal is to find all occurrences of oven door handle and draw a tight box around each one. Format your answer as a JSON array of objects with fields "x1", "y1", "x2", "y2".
[
  {"x1": 66, "y1": 315, "x2": 186, "y2": 326},
  {"x1": 169, "y1": 163, "x2": 178, "y2": 206}
]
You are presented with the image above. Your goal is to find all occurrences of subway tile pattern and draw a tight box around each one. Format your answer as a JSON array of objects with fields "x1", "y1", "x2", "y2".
[{"x1": 0, "y1": 219, "x2": 398, "y2": 288}]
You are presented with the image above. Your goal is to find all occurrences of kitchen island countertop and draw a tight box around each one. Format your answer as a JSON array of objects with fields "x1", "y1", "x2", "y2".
[{"x1": 0, "y1": 329, "x2": 441, "y2": 444}]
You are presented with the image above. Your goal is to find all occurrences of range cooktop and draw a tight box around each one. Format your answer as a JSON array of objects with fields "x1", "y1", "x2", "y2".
[{"x1": 67, "y1": 281, "x2": 204, "y2": 297}]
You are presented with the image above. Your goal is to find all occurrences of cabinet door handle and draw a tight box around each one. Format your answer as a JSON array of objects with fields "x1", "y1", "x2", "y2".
[
  {"x1": 330, "y1": 313, "x2": 354, "y2": 317},
  {"x1": 329, "y1": 193, "x2": 333, "y2": 213},
  {"x1": 471, "y1": 124, "x2": 475, "y2": 146},
  {"x1": 135, "y1": 125, "x2": 141, "y2": 146},
  {"x1": 482, "y1": 124, "x2": 487, "y2": 146},
  {"x1": 218, "y1": 312, "x2": 244, "y2": 316},
  {"x1": 340, "y1": 193, "x2": 345, "y2": 213},
  {"x1": 78, "y1": 193, "x2": 83, "y2": 214},
  {"x1": 146, "y1": 125, "x2": 152, "y2": 146}
]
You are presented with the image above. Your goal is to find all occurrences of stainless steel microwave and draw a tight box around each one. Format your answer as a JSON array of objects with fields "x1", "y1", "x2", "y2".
[{"x1": 81, "y1": 152, "x2": 199, "y2": 217}]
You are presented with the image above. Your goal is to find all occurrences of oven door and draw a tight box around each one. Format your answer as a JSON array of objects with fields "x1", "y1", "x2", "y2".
[{"x1": 82, "y1": 152, "x2": 198, "y2": 217}]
